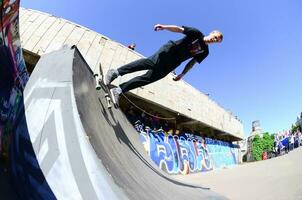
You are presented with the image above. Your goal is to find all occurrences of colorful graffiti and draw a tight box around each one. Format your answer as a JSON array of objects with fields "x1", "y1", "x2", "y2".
[
  {"x1": 0, "y1": 0, "x2": 29, "y2": 156},
  {"x1": 137, "y1": 124, "x2": 239, "y2": 175}
]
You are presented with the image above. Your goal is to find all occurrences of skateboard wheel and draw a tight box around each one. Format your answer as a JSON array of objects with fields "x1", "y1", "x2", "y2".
[
  {"x1": 106, "y1": 96, "x2": 112, "y2": 108},
  {"x1": 95, "y1": 81, "x2": 101, "y2": 90},
  {"x1": 94, "y1": 74, "x2": 101, "y2": 90}
]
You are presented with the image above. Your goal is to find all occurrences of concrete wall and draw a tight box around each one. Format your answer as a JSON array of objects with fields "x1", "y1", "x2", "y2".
[
  {"x1": 19, "y1": 8, "x2": 244, "y2": 140},
  {"x1": 297, "y1": 117, "x2": 302, "y2": 129}
]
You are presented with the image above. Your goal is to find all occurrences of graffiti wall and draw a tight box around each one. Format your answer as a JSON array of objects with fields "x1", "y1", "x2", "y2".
[
  {"x1": 0, "y1": 0, "x2": 29, "y2": 155},
  {"x1": 138, "y1": 125, "x2": 239, "y2": 175}
]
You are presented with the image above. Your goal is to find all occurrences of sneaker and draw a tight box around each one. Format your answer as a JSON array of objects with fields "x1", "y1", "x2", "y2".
[
  {"x1": 110, "y1": 87, "x2": 122, "y2": 107},
  {"x1": 104, "y1": 69, "x2": 119, "y2": 85}
]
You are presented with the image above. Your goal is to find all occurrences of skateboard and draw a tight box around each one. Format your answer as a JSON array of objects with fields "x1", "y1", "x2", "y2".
[{"x1": 94, "y1": 64, "x2": 116, "y2": 109}]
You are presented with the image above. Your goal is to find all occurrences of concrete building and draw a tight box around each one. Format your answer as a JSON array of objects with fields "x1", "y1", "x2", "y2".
[
  {"x1": 237, "y1": 138, "x2": 248, "y2": 163},
  {"x1": 245, "y1": 120, "x2": 264, "y2": 161},
  {"x1": 250, "y1": 120, "x2": 263, "y2": 137},
  {"x1": 19, "y1": 8, "x2": 244, "y2": 142},
  {"x1": 296, "y1": 112, "x2": 302, "y2": 130}
]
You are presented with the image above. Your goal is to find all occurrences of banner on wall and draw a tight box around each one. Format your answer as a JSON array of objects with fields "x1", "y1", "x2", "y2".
[{"x1": 0, "y1": 0, "x2": 29, "y2": 156}]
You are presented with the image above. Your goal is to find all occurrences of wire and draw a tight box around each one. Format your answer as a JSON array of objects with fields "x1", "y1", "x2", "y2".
[{"x1": 121, "y1": 93, "x2": 177, "y2": 121}]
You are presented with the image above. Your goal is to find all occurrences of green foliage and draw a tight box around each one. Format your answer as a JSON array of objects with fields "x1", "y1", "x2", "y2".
[
  {"x1": 262, "y1": 132, "x2": 274, "y2": 151},
  {"x1": 252, "y1": 133, "x2": 274, "y2": 161},
  {"x1": 292, "y1": 124, "x2": 301, "y2": 133},
  {"x1": 252, "y1": 135, "x2": 263, "y2": 161}
]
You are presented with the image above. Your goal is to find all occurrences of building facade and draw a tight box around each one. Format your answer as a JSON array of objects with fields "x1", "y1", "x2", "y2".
[
  {"x1": 245, "y1": 120, "x2": 264, "y2": 162},
  {"x1": 19, "y1": 8, "x2": 244, "y2": 141}
]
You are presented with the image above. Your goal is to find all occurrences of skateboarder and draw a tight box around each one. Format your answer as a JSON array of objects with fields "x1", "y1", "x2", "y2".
[{"x1": 105, "y1": 24, "x2": 223, "y2": 106}]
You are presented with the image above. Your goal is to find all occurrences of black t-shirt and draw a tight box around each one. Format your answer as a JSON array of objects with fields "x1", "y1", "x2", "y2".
[{"x1": 153, "y1": 26, "x2": 209, "y2": 69}]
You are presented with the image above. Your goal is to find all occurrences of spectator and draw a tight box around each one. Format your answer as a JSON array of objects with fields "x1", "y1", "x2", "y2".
[
  {"x1": 290, "y1": 134, "x2": 295, "y2": 151},
  {"x1": 162, "y1": 120, "x2": 169, "y2": 132},
  {"x1": 277, "y1": 141, "x2": 283, "y2": 155},
  {"x1": 293, "y1": 133, "x2": 298, "y2": 148},
  {"x1": 140, "y1": 111, "x2": 146, "y2": 125},
  {"x1": 298, "y1": 130, "x2": 302, "y2": 146},
  {"x1": 274, "y1": 135, "x2": 280, "y2": 154},
  {"x1": 152, "y1": 112, "x2": 160, "y2": 130},
  {"x1": 167, "y1": 128, "x2": 174, "y2": 135},
  {"x1": 126, "y1": 106, "x2": 137, "y2": 124},
  {"x1": 128, "y1": 43, "x2": 136, "y2": 50},
  {"x1": 174, "y1": 129, "x2": 180, "y2": 136}
]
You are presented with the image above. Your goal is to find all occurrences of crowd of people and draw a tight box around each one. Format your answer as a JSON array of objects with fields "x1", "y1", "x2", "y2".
[
  {"x1": 124, "y1": 105, "x2": 214, "y2": 142},
  {"x1": 274, "y1": 129, "x2": 302, "y2": 155},
  {"x1": 125, "y1": 106, "x2": 177, "y2": 135}
]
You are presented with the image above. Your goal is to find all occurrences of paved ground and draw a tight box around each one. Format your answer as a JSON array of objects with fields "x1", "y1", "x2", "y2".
[
  {"x1": 1, "y1": 148, "x2": 302, "y2": 200},
  {"x1": 174, "y1": 147, "x2": 302, "y2": 200}
]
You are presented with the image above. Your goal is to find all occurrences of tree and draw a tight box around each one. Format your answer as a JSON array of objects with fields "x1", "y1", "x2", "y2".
[
  {"x1": 262, "y1": 132, "x2": 274, "y2": 152},
  {"x1": 252, "y1": 132, "x2": 274, "y2": 161},
  {"x1": 252, "y1": 135, "x2": 263, "y2": 161},
  {"x1": 292, "y1": 124, "x2": 301, "y2": 133}
]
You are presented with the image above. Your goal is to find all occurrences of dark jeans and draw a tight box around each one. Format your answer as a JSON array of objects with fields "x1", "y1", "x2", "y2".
[
  {"x1": 117, "y1": 41, "x2": 179, "y2": 93},
  {"x1": 117, "y1": 58, "x2": 170, "y2": 92}
]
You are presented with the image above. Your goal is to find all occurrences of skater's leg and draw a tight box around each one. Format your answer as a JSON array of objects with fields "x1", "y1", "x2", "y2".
[
  {"x1": 120, "y1": 69, "x2": 166, "y2": 93},
  {"x1": 105, "y1": 58, "x2": 155, "y2": 85},
  {"x1": 117, "y1": 58, "x2": 155, "y2": 76},
  {"x1": 110, "y1": 68, "x2": 168, "y2": 106}
]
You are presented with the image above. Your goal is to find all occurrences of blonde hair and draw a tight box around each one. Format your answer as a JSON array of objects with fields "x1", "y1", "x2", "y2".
[{"x1": 211, "y1": 30, "x2": 223, "y2": 42}]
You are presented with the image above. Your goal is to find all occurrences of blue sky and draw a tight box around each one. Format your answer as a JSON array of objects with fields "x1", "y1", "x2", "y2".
[{"x1": 21, "y1": 0, "x2": 302, "y2": 137}]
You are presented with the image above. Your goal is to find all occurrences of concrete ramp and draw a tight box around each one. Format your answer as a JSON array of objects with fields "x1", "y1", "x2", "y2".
[{"x1": 21, "y1": 46, "x2": 226, "y2": 200}]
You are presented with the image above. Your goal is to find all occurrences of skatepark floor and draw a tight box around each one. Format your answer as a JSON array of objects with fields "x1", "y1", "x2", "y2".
[
  {"x1": 174, "y1": 147, "x2": 302, "y2": 200},
  {"x1": 1, "y1": 148, "x2": 302, "y2": 200}
]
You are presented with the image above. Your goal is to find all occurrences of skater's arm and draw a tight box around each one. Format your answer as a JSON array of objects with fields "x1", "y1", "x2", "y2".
[
  {"x1": 154, "y1": 24, "x2": 184, "y2": 33},
  {"x1": 173, "y1": 59, "x2": 197, "y2": 81}
]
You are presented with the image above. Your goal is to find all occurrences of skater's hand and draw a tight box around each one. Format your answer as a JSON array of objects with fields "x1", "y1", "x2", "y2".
[
  {"x1": 173, "y1": 73, "x2": 184, "y2": 81},
  {"x1": 154, "y1": 24, "x2": 164, "y2": 31}
]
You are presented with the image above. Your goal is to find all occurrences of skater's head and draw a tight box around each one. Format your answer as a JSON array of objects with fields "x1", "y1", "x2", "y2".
[{"x1": 204, "y1": 30, "x2": 223, "y2": 44}]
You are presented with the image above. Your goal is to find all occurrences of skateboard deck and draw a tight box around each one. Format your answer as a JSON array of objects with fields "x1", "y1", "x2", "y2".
[{"x1": 94, "y1": 64, "x2": 118, "y2": 109}]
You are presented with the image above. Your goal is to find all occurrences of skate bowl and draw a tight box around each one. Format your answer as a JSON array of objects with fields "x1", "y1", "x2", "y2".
[{"x1": 14, "y1": 45, "x2": 226, "y2": 199}]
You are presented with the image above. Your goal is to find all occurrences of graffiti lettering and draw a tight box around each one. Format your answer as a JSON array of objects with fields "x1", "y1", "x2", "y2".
[{"x1": 140, "y1": 129, "x2": 239, "y2": 175}]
